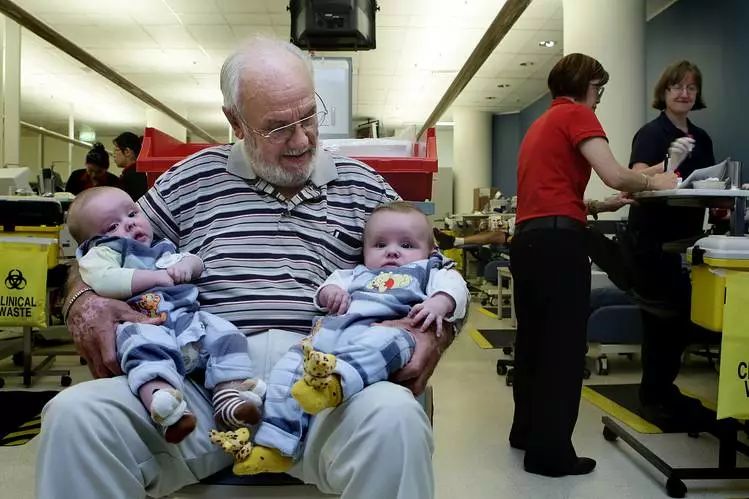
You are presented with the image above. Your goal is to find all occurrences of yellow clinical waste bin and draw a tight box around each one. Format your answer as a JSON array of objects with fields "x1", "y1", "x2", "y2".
[
  {"x1": 0, "y1": 237, "x2": 56, "y2": 327},
  {"x1": 688, "y1": 235, "x2": 749, "y2": 332}
]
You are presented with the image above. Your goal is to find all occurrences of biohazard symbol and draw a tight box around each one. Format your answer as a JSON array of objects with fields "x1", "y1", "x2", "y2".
[{"x1": 4, "y1": 269, "x2": 27, "y2": 290}]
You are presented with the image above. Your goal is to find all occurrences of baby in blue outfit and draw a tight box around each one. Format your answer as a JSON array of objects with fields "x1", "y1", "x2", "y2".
[
  {"x1": 67, "y1": 186, "x2": 263, "y2": 443},
  {"x1": 221, "y1": 200, "x2": 469, "y2": 474}
]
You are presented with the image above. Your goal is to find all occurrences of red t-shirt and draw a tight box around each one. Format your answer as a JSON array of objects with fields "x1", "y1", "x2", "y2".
[{"x1": 515, "y1": 98, "x2": 606, "y2": 225}]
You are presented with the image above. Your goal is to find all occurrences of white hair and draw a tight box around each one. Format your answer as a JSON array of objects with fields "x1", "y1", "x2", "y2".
[{"x1": 220, "y1": 36, "x2": 314, "y2": 113}]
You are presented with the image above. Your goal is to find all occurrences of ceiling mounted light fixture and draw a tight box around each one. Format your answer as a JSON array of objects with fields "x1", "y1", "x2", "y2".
[
  {"x1": 497, "y1": 83, "x2": 511, "y2": 88},
  {"x1": 485, "y1": 96, "x2": 497, "y2": 100},
  {"x1": 538, "y1": 40, "x2": 556, "y2": 48},
  {"x1": 519, "y1": 61, "x2": 535, "y2": 67}
]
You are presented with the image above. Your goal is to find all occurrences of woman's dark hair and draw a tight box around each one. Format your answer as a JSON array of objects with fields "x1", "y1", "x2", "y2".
[
  {"x1": 113, "y1": 131, "x2": 143, "y2": 157},
  {"x1": 547, "y1": 53, "x2": 609, "y2": 101},
  {"x1": 85, "y1": 142, "x2": 109, "y2": 169},
  {"x1": 652, "y1": 60, "x2": 706, "y2": 111}
]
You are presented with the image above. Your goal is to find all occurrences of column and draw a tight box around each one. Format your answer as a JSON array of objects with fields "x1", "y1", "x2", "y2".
[
  {"x1": 452, "y1": 107, "x2": 492, "y2": 214},
  {"x1": 67, "y1": 110, "x2": 75, "y2": 179},
  {"x1": 564, "y1": 0, "x2": 646, "y2": 213},
  {"x1": 1, "y1": 17, "x2": 21, "y2": 167},
  {"x1": 146, "y1": 108, "x2": 187, "y2": 142}
]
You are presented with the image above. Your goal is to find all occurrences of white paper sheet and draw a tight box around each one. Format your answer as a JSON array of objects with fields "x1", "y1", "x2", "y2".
[{"x1": 677, "y1": 158, "x2": 728, "y2": 189}]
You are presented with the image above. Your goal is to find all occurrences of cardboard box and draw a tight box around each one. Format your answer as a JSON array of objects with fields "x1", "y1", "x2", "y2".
[{"x1": 473, "y1": 187, "x2": 500, "y2": 212}]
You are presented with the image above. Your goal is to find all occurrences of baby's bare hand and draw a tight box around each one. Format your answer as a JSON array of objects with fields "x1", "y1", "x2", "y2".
[
  {"x1": 408, "y1": 294, "x2": 455, "y2": 337},
  {"x1": 166, "y1": 264, "x2": 190, "y2": 284},
  {"x1": 319, "y1": 285, "x2": 350, "y2": 315}
]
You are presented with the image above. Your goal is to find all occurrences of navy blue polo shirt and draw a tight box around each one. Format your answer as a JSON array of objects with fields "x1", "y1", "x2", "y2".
[
  {"x1": 628, "y1": 111, "x2": 714, "y2": 178},
  {"x1": 627, "y1": 112, "x2": 715, "y2": 244}
]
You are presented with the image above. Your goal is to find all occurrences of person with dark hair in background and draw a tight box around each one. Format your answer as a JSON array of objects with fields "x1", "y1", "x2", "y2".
[
  {"x1": 626, "y1": 60, "x2": 716, "y2": 425},
  {"x1": 509, "y1": 53, "x2": 677, "y2": 478},
  {"x1": 113, "y1": 131, "x2": 148, "y2": 201},
  {"x1": 65, "y1": 142, "x2": 120, "y2": 195}
]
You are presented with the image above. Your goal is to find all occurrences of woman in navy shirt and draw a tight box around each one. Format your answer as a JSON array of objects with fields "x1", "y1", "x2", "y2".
[{"x1": 627, "y1": 60, "x2": 715, "y2": 426}]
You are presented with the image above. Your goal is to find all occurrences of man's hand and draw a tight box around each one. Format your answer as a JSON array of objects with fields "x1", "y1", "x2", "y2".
[
  {"x1": 382, "y1": 317, "x2": 454, "y2": 395},
  {"x1": 318, "y1": 285, "x2": 351, "y2": 315},
  {"x1": 67, "y1": 293, "x2": 164, "y2": 378}
]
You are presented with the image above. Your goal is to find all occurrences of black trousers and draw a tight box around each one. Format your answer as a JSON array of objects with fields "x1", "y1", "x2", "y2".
[
  {"x1": 639, "y1": 310, "x2": 693, "y2": 404},
  {"x1": 509, "y1": 227, "x2": 590, "y2": 469},
  {"x1": 633, "y1": 249, "x2": 694, "y2": 404}
]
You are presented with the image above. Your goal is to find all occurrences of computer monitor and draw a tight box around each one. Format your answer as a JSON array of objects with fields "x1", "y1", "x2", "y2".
[{"x1": 0, "y1": 167, "x2": 33, "y2": 195}]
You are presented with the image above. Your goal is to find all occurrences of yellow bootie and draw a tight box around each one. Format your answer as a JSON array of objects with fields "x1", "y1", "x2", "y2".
[
  {"x1": 291, "y1": 374, "x2": 343, "y2": 414},
  {"x1": 233, "y1": 445, "x2": 294, "y2": 475}
]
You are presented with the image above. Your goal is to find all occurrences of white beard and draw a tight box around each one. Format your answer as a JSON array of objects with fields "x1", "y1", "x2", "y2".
[{"x1": 243, "y1": 137, "x2": 316, "y2": 188}]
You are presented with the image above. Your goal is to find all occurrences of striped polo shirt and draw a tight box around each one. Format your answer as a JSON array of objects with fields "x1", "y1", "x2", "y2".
[{"x1": 138, "y1": 141, "x2": 398, "y2": 336}]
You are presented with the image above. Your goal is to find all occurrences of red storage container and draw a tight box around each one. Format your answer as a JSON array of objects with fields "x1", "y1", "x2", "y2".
[
  {"x1": 137, "y1": 127, "x2": 438, "y2": 201},
  {"x1": 137, "y1": 128, "x2": 214, "y2": 187}
]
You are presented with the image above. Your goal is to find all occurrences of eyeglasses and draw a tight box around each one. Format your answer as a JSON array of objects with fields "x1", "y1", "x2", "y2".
[
  {"x1": 237, "y1": 92, "x2": 328, "y2": 145},
  {"x1": 595, "y1": 85, "x2": 605, "y2": 100},
  {"x1": 668, "y1": 84, "x2": 698, "y2": 95}
]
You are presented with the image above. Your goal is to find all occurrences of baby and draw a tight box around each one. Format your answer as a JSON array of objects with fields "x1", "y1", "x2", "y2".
[
  {"x1": 67, "y1": 186, "x2": 263, "y2": 443},
  {"x1": 215, "y1": 200, "x2": 469, "y2": 474}
]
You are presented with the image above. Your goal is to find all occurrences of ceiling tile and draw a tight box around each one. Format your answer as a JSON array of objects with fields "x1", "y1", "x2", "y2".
[
  {"x1": 17, "y1": 0, "x2": 566, "y2": 135},
  {"x1": 231, "y1": 25, "x2": 277, "y2": 40},
  {"x1": 180, "y1": 13, "x2": 228, "y2": 25},
  {"x1": 187, "y1": 25, "x2": 237, "y2": 49},
  {"x1": 165, "y1": 0, "x2": 219, "y2": 14},
  {"x1": 144, "y1": 26, "x2": 199, "y2": 49},
  {"x1": 225, "y1": 13, "x2": 276, "y2": 26},
  {"x1": 216, "y1": 0, "x2": 267, "y2": 14},
  {"x1": 270, "y1": 13, "x2": 291, "y2": 26}
]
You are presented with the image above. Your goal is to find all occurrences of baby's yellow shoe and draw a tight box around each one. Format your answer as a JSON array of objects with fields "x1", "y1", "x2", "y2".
[
  {"x1": 233, "y1": 445, "x2": 293, "y2": 475},
  {"x1": 291, "y1": 375, "x2": 343, "y2": 414}
]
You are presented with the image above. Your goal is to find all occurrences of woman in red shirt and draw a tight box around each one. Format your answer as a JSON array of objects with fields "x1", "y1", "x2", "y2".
[{"x1": 509, "y1": 53, "x2": 677, "y2": 477}]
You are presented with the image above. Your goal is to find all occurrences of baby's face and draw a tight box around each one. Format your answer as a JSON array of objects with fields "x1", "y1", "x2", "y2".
[
  {"x1": 84, "y1": 190, "x2": 153, "y2": 244},
  {"x1": 363, "y1": 211, "x2": 432, "y2": 269}
]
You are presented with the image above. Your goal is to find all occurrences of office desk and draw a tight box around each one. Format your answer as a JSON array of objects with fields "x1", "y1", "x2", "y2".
[{"x1": 603, "y1": 189, "x2": 749, "y2": 497}]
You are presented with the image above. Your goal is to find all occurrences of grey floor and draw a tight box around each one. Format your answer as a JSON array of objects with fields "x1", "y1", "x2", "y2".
[{"x1": 1, "y1": 304, "x2": 748, "y2": 499}]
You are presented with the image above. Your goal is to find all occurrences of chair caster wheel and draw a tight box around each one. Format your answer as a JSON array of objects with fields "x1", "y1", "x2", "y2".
[
  {"x1": 666, "y1": 477, "x2": 687, "y2": 498},
  {"x1": 583, "y1": 368, "x2": 591, "y2": 380},
  {"x1": 602, "y1": 426, "x2": 618, "y2": 442},
  {"x1": 61, "y1": 375, "x2": 72, "y2": 387},
  {"x1": 505, "y1": 369, "x2": 514, "y2": 387},
  {"x1": 12, "y1": 352, "x2": 23, "y2": 366},
  {"x1": 79, "y1": 357, "x2": 87, "y2": 366},
  {"x1": 502, "y1": 347, "x2": 512, "y2": 355}
]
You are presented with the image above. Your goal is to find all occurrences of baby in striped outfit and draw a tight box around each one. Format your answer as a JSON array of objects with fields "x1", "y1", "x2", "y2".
[{"x1": 67, "y1": 186, "x2": 263, "y2": 443}]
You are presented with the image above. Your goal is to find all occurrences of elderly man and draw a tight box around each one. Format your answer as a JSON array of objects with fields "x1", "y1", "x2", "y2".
[{"x1": 37, "y1": 37, "x2": 450, "y2": 499}]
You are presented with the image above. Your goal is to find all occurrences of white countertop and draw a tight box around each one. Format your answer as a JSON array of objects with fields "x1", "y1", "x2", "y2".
[{"x1": 635, "y1": 188, "x2": 749, "y2": 199}]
